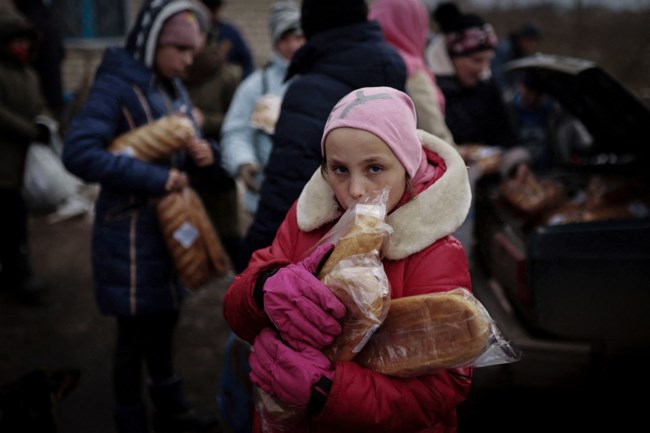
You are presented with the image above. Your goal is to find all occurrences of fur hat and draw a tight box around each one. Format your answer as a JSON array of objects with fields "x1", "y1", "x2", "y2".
[
  {"x1": 321, "y1": 87, "x2": 422, "y2": 179},
  {"x1": 300, "y1": 0, "x2": 367, "y2": 39},
  {"x1": 269, "y1": 1, "x2": 301, "y2": 45}
]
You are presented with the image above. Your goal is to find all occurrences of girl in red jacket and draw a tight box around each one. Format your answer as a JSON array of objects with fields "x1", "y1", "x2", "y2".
[{"x1": 223, "y1": 86, "x2": 473, "y2": 433}]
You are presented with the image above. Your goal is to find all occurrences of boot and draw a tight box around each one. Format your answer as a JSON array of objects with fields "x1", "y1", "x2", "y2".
[
  {"x1": 148, "y1": 374, "x2": 220, "y2": 433},
  {"x1": 115, "y1": 402, "x2": 149, "y2": 433}
]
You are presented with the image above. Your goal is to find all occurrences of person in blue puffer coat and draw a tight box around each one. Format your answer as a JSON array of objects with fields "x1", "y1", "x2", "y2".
[
  {"x1": 239, "y1": 0, "x2": 406, "y2": 268},
  {"x1": 62, "y1": 1, "x2": 222, "y2": 432}
]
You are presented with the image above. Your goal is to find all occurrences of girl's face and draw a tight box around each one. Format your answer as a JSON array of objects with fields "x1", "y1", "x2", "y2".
[
  {"x1": 324, "y1": 127, "x2": 407, "y2": 212},
  {"x1": 276, "y1": 31, "x2": 305, "y2": 61},
  {"x1": 155, "y1": 44, "x2": 196, "y2": 80},
  {"x1": 452, "y1": 50, "x2": 494, "y2": 88}
]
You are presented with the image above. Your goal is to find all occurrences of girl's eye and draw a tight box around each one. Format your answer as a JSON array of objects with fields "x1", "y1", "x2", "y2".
[
  {"x1": 368, "y1": 165, "x2": 383, "y2": 174},
  {"x1": 331, "y1": 165, "x2": 348, "y2": 175}
]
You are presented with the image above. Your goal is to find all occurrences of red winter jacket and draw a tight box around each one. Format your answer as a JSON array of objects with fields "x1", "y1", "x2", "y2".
[{"x1": 223, "y1": 130, "x2": 474, "y2": 433}]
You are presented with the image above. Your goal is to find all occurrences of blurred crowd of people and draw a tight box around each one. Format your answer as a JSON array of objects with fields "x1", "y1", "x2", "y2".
[{"x1": 1, "y1": 1, "x2": 589, "y2": 433}]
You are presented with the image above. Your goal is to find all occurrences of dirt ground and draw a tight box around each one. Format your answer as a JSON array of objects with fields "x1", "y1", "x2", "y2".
[{"x1": 0, "y1": 213, "x2": 232, "y2": 433}]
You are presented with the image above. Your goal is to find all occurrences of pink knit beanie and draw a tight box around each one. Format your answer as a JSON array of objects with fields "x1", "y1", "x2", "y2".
[
  {"x1": 321, "y1": 87, "x2": 422, "y2": 178},
  {"x1": 158, "y1": 10, "x2": 201, "y2": 49}
]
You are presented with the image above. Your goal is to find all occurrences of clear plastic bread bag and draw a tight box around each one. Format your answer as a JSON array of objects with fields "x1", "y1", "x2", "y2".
[
  {"x1": 256, "y1": 187, "x2": 394, "y2": 432},
  {"x1": 251, "y1": 94, "x2": 282, "y2": 135},
  {"x1": 354, "y1": 288, "x2": 522, "y2": 378}
]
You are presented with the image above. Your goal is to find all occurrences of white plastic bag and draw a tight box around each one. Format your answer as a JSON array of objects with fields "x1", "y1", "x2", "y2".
[{"x1": 22, "y1": 143, "x2": 83, "y2": 214}]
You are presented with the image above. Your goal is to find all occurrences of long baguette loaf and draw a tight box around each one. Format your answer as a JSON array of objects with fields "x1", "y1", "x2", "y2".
[
  {"x1": 108, "y1": 116, "x2": 195, "y2": 161},
  {"x1": 355, "y1": 289, "x2": 491, "y2": 377},
  {"x1": 157, "y1": 188, "x2": 231, "y2": 289},
  {"x1": 185, "y1": 188, "x2": 231, "y2": 277},
  {"x1": 317, "y1": 212, "x2": 392, "y2": 362}
]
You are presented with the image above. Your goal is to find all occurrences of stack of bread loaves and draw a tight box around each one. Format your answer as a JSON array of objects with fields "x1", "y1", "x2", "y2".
[{"x1": 317, "y1": 208, "x2": 393, "y2": 362}]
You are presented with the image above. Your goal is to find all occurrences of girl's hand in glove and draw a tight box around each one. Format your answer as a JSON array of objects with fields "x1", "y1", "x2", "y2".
[
  {"x1": 250, "y1": 328, "x2": 334, "y2": 407},
  {"x1": 263, "y1": 243, "x2": 345, "y2": 351}
]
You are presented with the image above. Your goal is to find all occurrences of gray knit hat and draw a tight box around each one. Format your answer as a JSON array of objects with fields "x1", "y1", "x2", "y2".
[{"x1": 269, "y1": 0, "x2": 301, "y2": 45}]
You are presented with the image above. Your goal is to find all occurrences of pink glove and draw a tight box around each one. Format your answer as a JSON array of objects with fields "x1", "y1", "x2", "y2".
[
  {"x1": 263, "y1": 243, "x2": 345, "y2": 351},
  {"x1": 250, "y1": 328, "x2": 334, "y2": 407}
]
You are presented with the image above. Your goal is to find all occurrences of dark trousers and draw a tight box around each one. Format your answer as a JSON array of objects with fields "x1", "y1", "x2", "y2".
[
  {"x1": 0, "y1": 188, "x2": 30, "y2": 288},
  {"x1": 113, "y1": 311, "x2": 179, "y2": 406}
]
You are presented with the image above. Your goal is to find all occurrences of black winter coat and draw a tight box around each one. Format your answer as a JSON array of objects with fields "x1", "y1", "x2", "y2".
[{"x1": 240, "y1": 21, "x2": 406, "y2": 265}]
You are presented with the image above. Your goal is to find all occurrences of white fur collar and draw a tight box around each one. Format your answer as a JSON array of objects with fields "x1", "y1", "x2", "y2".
[{"x1": 296, "y1": 130, "x2": 471, "y2": 260}]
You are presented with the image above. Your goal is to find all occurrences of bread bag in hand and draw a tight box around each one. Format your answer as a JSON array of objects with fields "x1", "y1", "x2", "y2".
[
  {"x1": 355, "y1": 288, "x2": 521, "y2": 377},
  {"x1": 157, "y1": 188, "x2": 230, "y2": 290},
  {"x1": 108, "y1": 115, "x2": 195, "y2": 161},
  {"x1": 254, "y1": 189, "x2": 394, "y2": 432},
  {"x1": 315, "y1": 187, "x2": 393, "y2": 362}
]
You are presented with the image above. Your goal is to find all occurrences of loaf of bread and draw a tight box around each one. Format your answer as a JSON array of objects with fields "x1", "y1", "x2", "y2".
[
  {"x1": 317, "y1": 210, "x2": 392, "y2": 362},
  {"x1": 320, "y1": 253, "x2": 390, "y2": 362},
  {"x1": 250, "y1": 94, "x2": 281, "y2": 135},
  {"x1": 462, "y1": 144, "x2": 502, "y2": 175},
  {"x1": 108, "y1": 115, "x2": 195, "y2": 161},
  {"x1": 157, "y1": 188, "x2": 230, "y2": 290},
  {"x1": 355, "y1": 288, "x2": 491, "y2": 377},
  {"x1": 500, "y1": 173, "x2": 563, "y2": 216},
  {"x1": 184, "y1": 188, "x2": 231, "y2": 277}
]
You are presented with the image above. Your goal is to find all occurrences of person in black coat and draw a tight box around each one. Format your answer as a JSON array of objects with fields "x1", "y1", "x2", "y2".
[
  {"x1": 12, "y1": 0, "x2": 65, "y2": 123},
  {"x1": 238, "y1": 0, "x2": 406, "y2": 270}
]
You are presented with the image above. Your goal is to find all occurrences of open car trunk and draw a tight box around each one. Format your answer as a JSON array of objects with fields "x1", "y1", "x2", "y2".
[{"x1": 473, "y1": 54, "x2": 650, "y2": 363}]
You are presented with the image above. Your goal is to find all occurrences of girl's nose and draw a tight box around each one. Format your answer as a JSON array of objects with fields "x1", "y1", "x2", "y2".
[
  {"x1": 183, "y1": 51, "x2": 195, "y2": 67},
  {"x1": 348, "y1": 175, "x2": 367, "y2": 200}
]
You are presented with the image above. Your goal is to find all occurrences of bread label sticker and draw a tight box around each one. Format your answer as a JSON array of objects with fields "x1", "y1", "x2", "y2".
[
  {"x1": 174, "y1": 222, "x2": 199, "y2": 249},
  {"x1": 114, "y1": 146, "x2": 136, "y2": 158}
]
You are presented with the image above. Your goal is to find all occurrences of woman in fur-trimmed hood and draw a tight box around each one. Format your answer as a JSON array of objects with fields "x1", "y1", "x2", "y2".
[{"x1": 224, "y1": 87, "x2": 473, "y2": 433}]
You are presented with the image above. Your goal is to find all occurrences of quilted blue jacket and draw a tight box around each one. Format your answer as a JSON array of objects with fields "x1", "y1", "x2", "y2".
[{"x1": 63, "y1": 44, "x2": 220, "y2": 316}]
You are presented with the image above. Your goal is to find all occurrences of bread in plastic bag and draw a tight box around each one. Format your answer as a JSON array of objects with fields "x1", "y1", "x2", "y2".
[
  {"x1": 315, "y1": 187, "x2": 393, "y2": 362},
  {"x1": 255, "y1": 188, "x2": 393, "y2": 432},
  {"x1": 355, "y1": 288, "x2": 522, "y2": 377},
  {"x1": 157, "y1": 187, "x2": 231, "y2": 289},
  {"x1": 107, "y1": 115, "x2": 195, "y2": 161}
]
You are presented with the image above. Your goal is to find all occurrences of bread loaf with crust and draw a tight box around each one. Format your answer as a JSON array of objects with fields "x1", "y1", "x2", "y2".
[
  {"x1": 317, "y1": 212, "x2": 392, "y2": 362},
  {"x1": 355, "y1": 288, "x2": 491, "y2": 377},
  {"x1": 500, "y1": 173, "x2": 563, "y2": 216},
  {"x1": 108, "y1": 116, "x2": 195, "y2": 161},
  {"x1": 185, "y1": 189, "x2": 231, "y2": 277},
  {"x1": 157, "y1": 188, "x2": 230, "y2": 290}
]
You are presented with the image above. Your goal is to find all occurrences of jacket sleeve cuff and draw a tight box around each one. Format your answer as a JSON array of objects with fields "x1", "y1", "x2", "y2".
[
  {"x1": 253, "y1": 265, "x2": 280, "y2": 309},
  {"x1": 308, "y1": 376, "x2": 333, "y2": 417}
]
